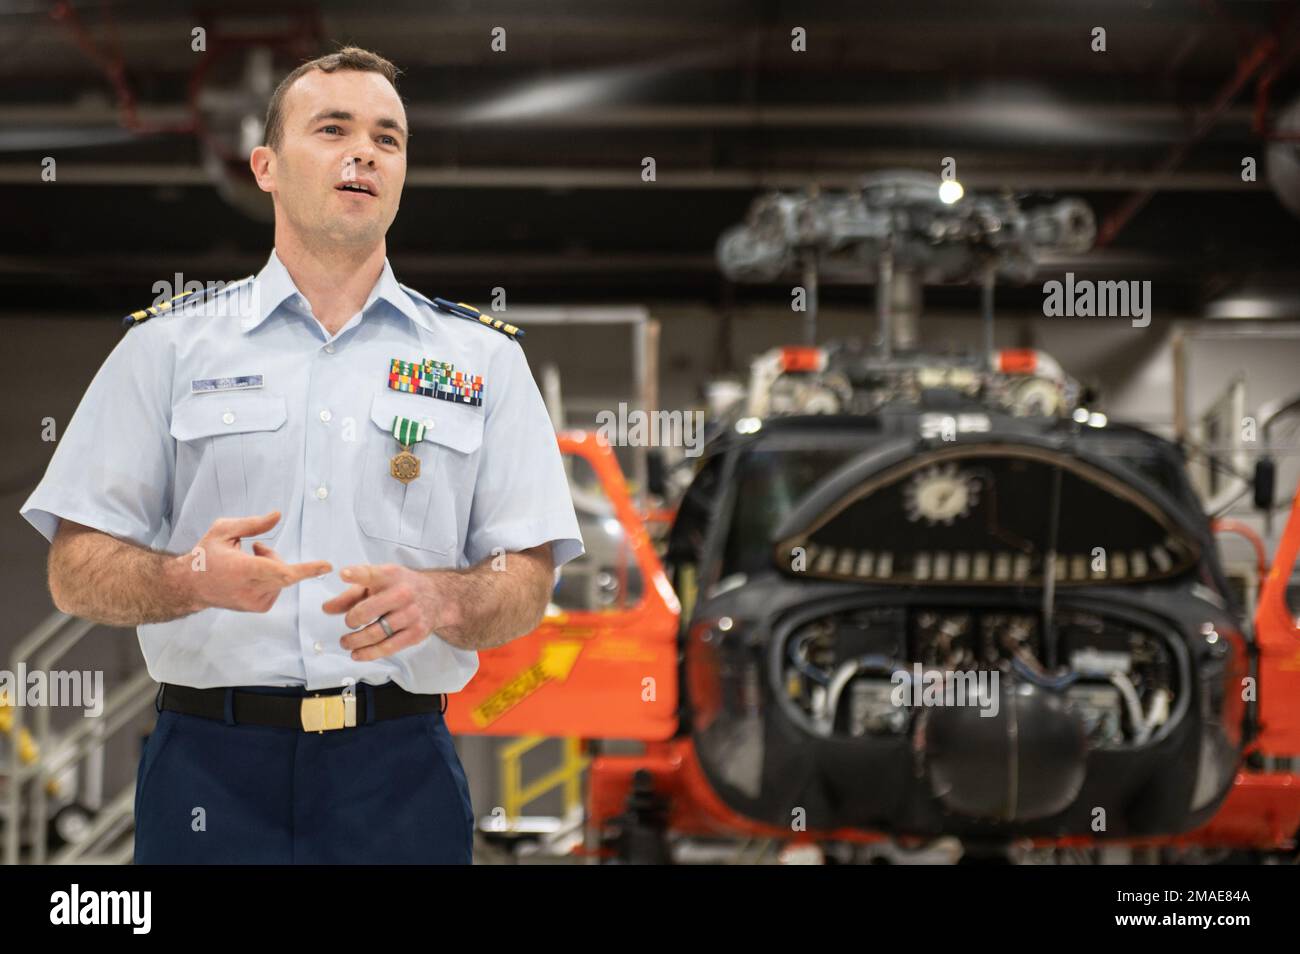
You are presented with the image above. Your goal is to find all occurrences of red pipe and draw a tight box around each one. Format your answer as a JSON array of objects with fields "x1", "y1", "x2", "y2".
[
  {"x1": 1213, "y1": 518, "x2": 1270, "y2": 579},
  {"x1": 48, "y1": 0, "x2": 324, "y2": 164},
  {"x1": 1097, "y1": 34, "x2": 1278, "y2": 247}
]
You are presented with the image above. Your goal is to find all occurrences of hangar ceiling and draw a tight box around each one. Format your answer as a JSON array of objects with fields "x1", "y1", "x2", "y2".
[{"x1": 2, "y1": 0, "x2": 1300, "y2": 317}]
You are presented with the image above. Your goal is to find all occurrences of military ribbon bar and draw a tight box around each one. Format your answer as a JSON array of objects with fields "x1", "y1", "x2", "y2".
[{"x1": 387, "y1": 357, "x2": 484, "y2": 407}]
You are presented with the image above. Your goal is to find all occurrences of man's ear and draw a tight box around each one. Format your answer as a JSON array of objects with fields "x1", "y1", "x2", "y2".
[{"x1": 249, "y1": 145, "x2": 275, "y2": 193}]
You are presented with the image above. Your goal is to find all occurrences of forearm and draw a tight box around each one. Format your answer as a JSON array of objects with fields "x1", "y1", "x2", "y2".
[
  {"x1": 49, "y1": 524, "x2": 201, "y2": 627},
  {"x1": 422, "y1": 546, "x2": 554, "y2": 651}
]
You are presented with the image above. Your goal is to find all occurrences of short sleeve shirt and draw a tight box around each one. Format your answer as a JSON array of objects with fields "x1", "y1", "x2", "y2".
[{"x1": 19, "y1": 250, "x2": 585, "y2": 693}]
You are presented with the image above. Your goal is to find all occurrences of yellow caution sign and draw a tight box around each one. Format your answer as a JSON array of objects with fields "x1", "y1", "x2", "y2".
[{"x1": 471, "y1": 641, "x2": 583, "y2": 728}]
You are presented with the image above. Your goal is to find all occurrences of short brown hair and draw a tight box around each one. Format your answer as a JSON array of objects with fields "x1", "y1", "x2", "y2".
[{"x1": 263, "y1": 46, "x2": 401, "y2": 151}]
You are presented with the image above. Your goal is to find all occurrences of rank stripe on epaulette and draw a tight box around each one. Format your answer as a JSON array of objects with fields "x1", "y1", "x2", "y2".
[
  {"x1": 430, "y1": 296, "x2": 525, "y2": 340},
  {"x1": 124, "y1": 289, "x2": 201, "y2": 328},
  {"x1": 433, "y1": 297, "x2": 479, "y2": 319},
  {"x1": 121, "y1": 275, "x2": 254, "y2": 331}
]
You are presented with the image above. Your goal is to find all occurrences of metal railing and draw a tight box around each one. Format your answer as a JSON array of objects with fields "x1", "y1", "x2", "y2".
[
  {"x1": 3, "y1": 610, "x2": 154, "y2": 864},
  {"x1": 499, "y1": 735, "x2": 589, "y2": 822}
]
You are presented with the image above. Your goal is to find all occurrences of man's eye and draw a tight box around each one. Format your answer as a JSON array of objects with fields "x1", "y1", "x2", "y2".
[
  {"x1": 380, "y1": 135, "x2": 398, "y2": 146},
  {"x1": 320, "y1": 125, "x2": 342, "y2": 135}
]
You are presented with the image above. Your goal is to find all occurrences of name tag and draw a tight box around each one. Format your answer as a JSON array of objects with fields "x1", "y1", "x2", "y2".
[{"x1": 191, "y1": 374, "x2": 264, "y2": 393}]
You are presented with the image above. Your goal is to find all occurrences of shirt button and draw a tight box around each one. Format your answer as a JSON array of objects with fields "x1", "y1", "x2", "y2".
[
  {"x1": 319, "y1": 409, "x2": 332, "y2": 423},
  {"x1": 315, "y1": 486, "x2": 328, "y2": 500},
  {"x1": 222, "y1": 411, "x2": 235, "y2": 425},
  {"x1": 313, "y1": 641, "x2": 323, "y2": 654},
  {"x1": 323, "y1": 343, "x2": 335, "y2": 354}
]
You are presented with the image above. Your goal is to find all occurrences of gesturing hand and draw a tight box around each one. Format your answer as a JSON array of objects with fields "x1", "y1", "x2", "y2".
[
  {"x1": 186, "y1": 511, "x2": 332, "y2": 613},
  {"x1": 322, "y1": 563, "x2": 451, "y2": 661}
]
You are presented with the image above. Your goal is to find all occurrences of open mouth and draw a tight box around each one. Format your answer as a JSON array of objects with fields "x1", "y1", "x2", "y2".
[{"x1": 335, "y1": 181, "x2": 377, "y2": 196}]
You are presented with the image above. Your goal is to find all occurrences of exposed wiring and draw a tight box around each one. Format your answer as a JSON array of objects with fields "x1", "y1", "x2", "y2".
[
  {"x1": 1109, "y1": 671, "x2": 1152, "y2": 745},
  {"x1": 818, "y1": 655, "x2": 908, "y2": 736},
  {"x1": 1144, "y1": 688, "x2": 1172, "y2": 738},
  {"x1": 1011, "y1": 652, "x2": 1078, "y2": 691}
]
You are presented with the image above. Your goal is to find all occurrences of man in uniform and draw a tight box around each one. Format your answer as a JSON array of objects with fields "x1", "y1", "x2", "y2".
[{"x1": 18, "y1": 47, "x2": 584, "y2": 864}]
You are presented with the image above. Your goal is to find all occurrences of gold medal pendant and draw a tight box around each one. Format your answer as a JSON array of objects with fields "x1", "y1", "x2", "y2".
[
  {"x1": 388, "y1": 415, "x2": 427, "y2": 484},
  {"x1": 390, "y1": 445, "x2": 421, "y2": 484}
]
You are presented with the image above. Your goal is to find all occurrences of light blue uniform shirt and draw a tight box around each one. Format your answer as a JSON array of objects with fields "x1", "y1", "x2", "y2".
[{"x1": 20, "y1": 250, "x2": 584, "y2": 694}]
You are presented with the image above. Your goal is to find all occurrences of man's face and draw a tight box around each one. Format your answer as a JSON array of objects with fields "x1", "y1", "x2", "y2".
[{"x1": 260, "y1": 69, "x2": 408, "y2": 249}]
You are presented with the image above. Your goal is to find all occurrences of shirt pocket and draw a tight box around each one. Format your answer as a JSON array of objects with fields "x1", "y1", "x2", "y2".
[
  {"x1": 356, "y1": 391, "x2": 484, "y2": 555},
  {"x1": 169, "y1": 392, "x2": 289, "y2": 541}
]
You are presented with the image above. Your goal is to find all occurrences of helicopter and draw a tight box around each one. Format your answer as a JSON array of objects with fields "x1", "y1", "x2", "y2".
[{"x1": 447, "y1": 174, "x2": 1300, "y2": 863}]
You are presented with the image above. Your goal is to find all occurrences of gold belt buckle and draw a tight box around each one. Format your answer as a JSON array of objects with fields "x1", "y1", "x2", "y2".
[{"x1": 300, "y1": 686, "x2": 358, "y2": 733}]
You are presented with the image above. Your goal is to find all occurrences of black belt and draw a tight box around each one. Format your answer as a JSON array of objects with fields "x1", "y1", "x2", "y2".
[{"x1": 157, "y1": 682, "x2": 447, "y2": 732}]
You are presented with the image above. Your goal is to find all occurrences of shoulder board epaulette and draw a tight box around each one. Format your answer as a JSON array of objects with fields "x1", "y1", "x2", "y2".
[
  {"x1": 430, "y1": 296, "x2": 525, "y2": 341},
  {"x1": 121, "y1": 275, "x2": 255, "y2": 332}
]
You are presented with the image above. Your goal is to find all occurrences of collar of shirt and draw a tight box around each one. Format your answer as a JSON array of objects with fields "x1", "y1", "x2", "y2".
[{"x1": 239, "y1": 248, "x2": 433, "y2": 336}]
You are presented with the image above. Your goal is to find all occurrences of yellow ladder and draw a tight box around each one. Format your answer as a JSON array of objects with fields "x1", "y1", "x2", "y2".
[{"x1": 499, "y1": 736, "x2": 589, "y2": 821}]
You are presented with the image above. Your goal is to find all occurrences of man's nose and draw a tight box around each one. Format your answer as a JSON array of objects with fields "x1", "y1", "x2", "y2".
[{"x1": 348, "y1": 138, "x2": 377, "y2": 166}]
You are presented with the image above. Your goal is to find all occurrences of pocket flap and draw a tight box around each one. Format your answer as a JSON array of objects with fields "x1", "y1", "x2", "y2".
[
  {"x1": 170, "y1": 393, "x2": 287, "y2": 441},
  {"x1": 368, "y1": 391, "x2": 483, "y2": 454}
]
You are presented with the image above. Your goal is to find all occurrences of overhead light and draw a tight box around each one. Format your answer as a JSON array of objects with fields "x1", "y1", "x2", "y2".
[
  {"x1": 736, "y1": 417, "x2": 762, "y2": 434},
  {"x1": 1204, "y1": 293, "x2": 1300, "y2": 320},
  {"x1": 938, "y1": 180, "x2": 964, "y2": 204},
  {"x1": 1072, "y1": 407, "x2": 1090, "y2": 424},
  {"x1": 1088, "y1": 412, "x2": 1108, "y2": 428}
]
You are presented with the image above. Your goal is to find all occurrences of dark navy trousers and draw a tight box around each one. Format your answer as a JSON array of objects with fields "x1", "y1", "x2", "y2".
[{"x1": 133, "y1": 684, "x2": 474, "y2": 864}]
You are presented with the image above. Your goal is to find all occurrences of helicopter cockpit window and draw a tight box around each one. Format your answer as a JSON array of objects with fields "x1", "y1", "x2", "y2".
[
  {"x1": 1084, "y1": 432, "x2": 1200, "y2": 516},
  {"x1": 665, "y1": 454, "x2": 725, "y2": 620},
  {"x1": 780, "y1": 449, "x2": 1201, "y2": 587},
  {"x1": 551, "y1": 452, "x2": 645, "y2": 612},
  {"x1": 721, "y1": 447, "x2": 857, "y2": 578}
]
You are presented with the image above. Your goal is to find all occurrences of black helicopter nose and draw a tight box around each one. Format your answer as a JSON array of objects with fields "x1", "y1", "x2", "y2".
[{"x1": 918, "y1": 678, "x2": 1088, "y2": 822}]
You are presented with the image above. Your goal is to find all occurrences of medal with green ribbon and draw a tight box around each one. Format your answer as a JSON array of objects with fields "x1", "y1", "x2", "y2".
[{"x1": 389, "y1": 416, "x2": 425, "y2": 484}]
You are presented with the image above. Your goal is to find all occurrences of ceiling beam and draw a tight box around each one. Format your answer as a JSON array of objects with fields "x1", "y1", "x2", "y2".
[{"x1": 0, "y1": 163, "x2": 1264, "y2": 190}]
